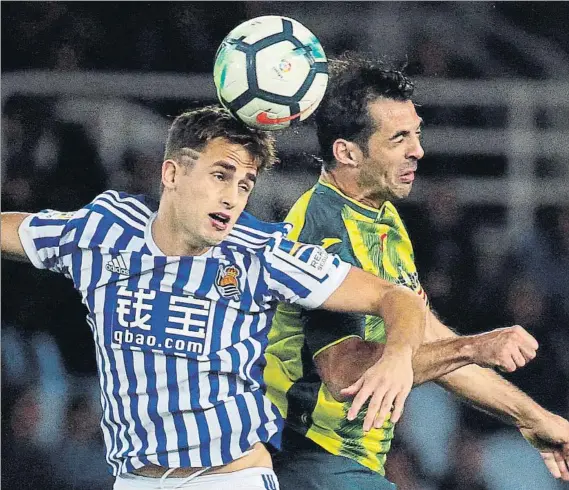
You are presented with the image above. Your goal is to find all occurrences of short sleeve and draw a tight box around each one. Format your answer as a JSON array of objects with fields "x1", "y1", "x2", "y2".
[
  {"x1": 265, "y1": 236, "x2": 351, "y2": 309},
  {"x1": 18, "y1": 209, "x2": 82, "y2": 273}
]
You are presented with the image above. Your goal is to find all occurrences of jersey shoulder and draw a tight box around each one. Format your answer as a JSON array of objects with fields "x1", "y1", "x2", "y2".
[
  {"x1": 74, "y1": 190, "x2": 156, "y2": 248},
  {"x1": 287, "y1": 184, "x2": 347, "y2": 243},
  {"x1": 225, "y1": 211, "x2": 291, "y2": 252}
]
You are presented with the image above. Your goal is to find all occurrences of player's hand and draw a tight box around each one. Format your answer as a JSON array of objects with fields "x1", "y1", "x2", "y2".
[
  {"x1": 470, "y1": 325, "x2": 538, "y2": 373},
  {"x1": 519, "y1": 410, "x2": 569, "y2": 481},
  {"x1": 340, "y1": 347, "x2": 413, "y2": 432}
]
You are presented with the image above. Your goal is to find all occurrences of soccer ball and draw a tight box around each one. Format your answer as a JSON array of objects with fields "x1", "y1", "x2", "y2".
[{"x1": 213, "y1": 15, "x2": 328, "y2": 131}]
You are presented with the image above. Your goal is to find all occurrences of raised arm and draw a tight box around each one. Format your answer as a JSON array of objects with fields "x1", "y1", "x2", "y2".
[
  {"x1": 320, "y1": 265, "x2": 427, "y2": 430},
  {"x1": 1, "y1": 212, "x2": 32, "y2": 262}
]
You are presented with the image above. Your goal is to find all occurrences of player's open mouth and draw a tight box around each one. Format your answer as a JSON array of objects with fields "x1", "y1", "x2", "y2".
[{"x1": 209, "y1": 213, "x2": 231, "y2": 231}]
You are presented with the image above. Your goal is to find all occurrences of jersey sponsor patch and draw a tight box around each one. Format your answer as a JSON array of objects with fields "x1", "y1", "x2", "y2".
[{"x1": 110, "y1": 285, "x2": 213, "y2": 358}]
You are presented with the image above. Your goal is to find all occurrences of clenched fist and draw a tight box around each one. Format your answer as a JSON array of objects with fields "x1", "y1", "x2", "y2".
[{"x1": 470, "y1": 325, "x2": 538, "y2": 373}]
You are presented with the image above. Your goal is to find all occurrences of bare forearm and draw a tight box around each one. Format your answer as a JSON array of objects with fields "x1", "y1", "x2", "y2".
[
  {"x1": 427, "y1": 313, "x2": 544, "y2": 426},
  {"x1": 437, "y1": 363, "x2": 545, "y2": 426},
  {"x1": 380, "y1": 287, "x2": 426, "y2": 357},
  {"x1": 1, "y1": 212, "x2": 30, "y2": 262},
  {"x1": 319, "y1": 335, "x2": 477, "y2": 401},
  {"x1": 412, "y1": 336, "x2": 475, "y2": 385}
]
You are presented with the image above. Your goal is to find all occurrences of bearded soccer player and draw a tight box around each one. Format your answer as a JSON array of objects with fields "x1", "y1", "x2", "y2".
[
  {"x1": 1, "y1": 105, "x2": 430, "y2": 490},
  {"x1": 265, "y1": 54, "x2": 569, "y2": 489}
]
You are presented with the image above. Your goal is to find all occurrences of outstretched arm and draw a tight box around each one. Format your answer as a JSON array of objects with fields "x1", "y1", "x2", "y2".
[
  {"x1": 317, "y1": 311, "x2": 537, "y2": 398},
  {"x1": 430, "y1": 313, "x2": 569, "y2": 482},
  {"x1": 1, "y1": 212, "x2": 32, "y2": 262},
  {"x1": 316, "y1": 309, "x2": 569, "y2": 479},
  {"x1": 321, "y1": 265, "x2": 427, "y2": 430}
]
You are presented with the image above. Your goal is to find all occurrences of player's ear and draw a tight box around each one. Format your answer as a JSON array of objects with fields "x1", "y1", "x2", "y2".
[
  {"x1": 332, "y1": 139, "x2": 361, "y2": 169},
  {"x1": 161, "y1": 159, "x2": 180, "y2": 190}
]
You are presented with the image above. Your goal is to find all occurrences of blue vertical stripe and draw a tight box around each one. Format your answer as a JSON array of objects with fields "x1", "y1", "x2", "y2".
[
  {"x1": 187, "y1": 360, "x2": 212, "y2": 466},
  {"x1": 207, "y1": 309, "x2": 222, "y2": 405},
  {"x1": 166, "y1": 356, "x2": 190, "y2": 467},
  {"x1": 172, "y1": 259, "x2": 192, "y2": 294},
  {"x1": 195, "y1": 258, "x2": 218, "y2": 297},
  {"x1": 235, "y1": 394, "x2": 252, "y2": 453},
  {"x1": 143, "y1": 351, "x2": 169, "y2": 467},
  {"x1": 214, "y1": 401, "x2": 233, "y2": 461}
]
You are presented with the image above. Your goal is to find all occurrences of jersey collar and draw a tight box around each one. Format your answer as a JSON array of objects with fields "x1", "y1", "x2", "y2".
[{"x1": 316, "y1": 178, "x2": 392, "y2": 220}]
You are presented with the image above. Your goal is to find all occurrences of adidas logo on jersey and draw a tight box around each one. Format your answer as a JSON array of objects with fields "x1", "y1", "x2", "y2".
[{"x1": 105, "y1": 256, "x2": 130, "y2": 275}]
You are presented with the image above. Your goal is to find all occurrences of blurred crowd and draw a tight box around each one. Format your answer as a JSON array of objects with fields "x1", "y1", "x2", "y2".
[{"x1": 2, "y1": 2, "x2": 569, "y2": 490}]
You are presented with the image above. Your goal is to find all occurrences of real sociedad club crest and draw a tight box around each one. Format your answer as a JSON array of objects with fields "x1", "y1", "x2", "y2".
[{"x1": 215, "y1": 264, "x2": 241, "y2": 301}]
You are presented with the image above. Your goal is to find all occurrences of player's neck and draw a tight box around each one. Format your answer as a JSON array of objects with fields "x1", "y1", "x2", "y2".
[
  {"x1": 320, "y1": 170, "x2": 386, "y2": 210},
  {"x1": 152, "y1": 205, "x2": 210, "y2": 257}
]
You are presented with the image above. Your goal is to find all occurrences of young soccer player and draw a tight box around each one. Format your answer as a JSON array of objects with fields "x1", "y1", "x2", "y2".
[{"x1": 1, "y1": 105, "x2": 428, "y2": 489}]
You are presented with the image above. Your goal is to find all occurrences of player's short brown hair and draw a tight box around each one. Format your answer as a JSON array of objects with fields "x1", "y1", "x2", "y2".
[{"x1": 164, "y1": 105, "x2": 277, "y2": 172}]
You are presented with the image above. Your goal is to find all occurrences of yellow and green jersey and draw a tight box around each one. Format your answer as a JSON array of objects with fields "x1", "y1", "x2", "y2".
[{"x1": 265, "y1": 179, "x2": 428, "y2": 475}]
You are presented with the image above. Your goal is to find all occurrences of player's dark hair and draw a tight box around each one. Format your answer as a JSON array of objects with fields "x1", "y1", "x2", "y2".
[
  {"x1": 164, "y1": 105, "x2": 277, "y2": 172},
  {"x1": 315, "y1": 52, "x2": 415, "y2": 169}
]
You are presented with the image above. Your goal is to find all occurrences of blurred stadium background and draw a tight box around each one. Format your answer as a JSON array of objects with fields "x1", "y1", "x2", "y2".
[{"x1": 2, "y1": 2, "x2": 568, "y2": 489}]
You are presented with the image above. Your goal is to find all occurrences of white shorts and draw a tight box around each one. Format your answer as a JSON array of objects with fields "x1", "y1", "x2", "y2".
[{"x1": 113, "y1": 467, "x2": 279, "y2": 490}]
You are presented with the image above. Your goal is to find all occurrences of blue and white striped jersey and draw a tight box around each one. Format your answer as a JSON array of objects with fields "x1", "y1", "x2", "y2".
[{"x1": 18, "y1": 190, "x2": 351, "y2": 476}]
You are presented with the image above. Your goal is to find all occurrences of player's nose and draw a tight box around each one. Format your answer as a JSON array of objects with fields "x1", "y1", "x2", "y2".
[
  {"x1": 221, "y1": 184, "x2": 239, "y2": 208},
  {"x1": 408, "y1": 138, "x2": 424, "y2": 161}
]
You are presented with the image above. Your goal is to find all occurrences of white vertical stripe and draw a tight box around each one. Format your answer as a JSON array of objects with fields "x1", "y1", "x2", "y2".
[
  {"x1": 175, "y1": 357, "x2": 191, "y2": 412},
  {"x1": 128, "y1": 235, "x2": 147, "y2": 251},
  {"x1": 183, "y1": 414, "x2": 204, "y2": 466},
  {"x1": 233, "y1": 342, "x2": 250, "y2": 382},
  {"x1": 132, "y1": 349, "x2": 157, "y2": 457},
  {"x1": 243, "y1": 393, "x2": 262, "y2": 447},
  {"x1": 216, "y1": 370, "x2": 229, "y2": 402},
  {"x1": 79, "y1": 247, "x2": 94, "y2": 305},
  {"x1": 246, "y1": 256, "x2": 263, "y2": 310},
  {"x1": 261, "y1": 395, "x2": 280, "y2": 438},
  {"x1": 114, "y1": 348, "x2": 143, "y2": 454},
  {"x1": 224, "y1": 399, "x2": 243, "y2": 460},
  {"x1": 203, "y1": 403, "x2": 222, "y2": 461},
  {"x1": 137, "y1": 265, "x2": 152, "y2": 290},
  {"x1": 160, "y1": 260, "x2": 181, "y2": 292},
  {"x1": 78, "y1": 213, "x2": 104, "y2": 248},
  {"x1": 219, "y1": 307, "x2": 237, "y2": 350},
  {"x1": 198, "y1": 369, "x2": 212, "y2": 409},
  {"x1": 106, "y1": 223, "x2": 126, "y2": 250}
]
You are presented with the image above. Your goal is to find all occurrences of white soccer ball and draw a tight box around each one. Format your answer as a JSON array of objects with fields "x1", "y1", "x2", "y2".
[{"x1": 213, "y1": 15, "x2": 328, "y2": 131}]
